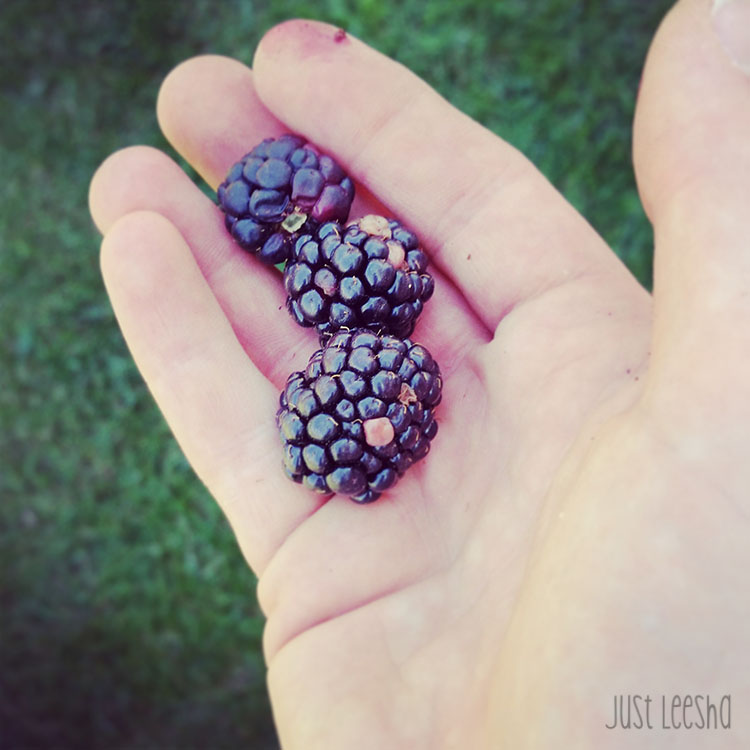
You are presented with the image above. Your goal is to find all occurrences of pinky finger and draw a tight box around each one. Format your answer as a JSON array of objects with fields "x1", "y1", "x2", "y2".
[{"x1": 101, "y1": 210, "x2": 325, "y2": 574}]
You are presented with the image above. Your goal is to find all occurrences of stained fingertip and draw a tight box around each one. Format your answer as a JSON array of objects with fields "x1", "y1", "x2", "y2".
[
  {"x1": 254, "y1": 19, "x2": 351, "y2": 67},
  {"x1": 252, "y1": 19, "x2": 414, "y2": 143}
]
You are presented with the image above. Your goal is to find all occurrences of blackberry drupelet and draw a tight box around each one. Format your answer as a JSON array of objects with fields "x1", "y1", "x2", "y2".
[
  {"x1": 217, "y1": 134, "x2": 355, "y2": 265},
  {"x1": 276, "y1": 329, "x2": 442, "y2": 503},
  {"x1": 284, "y1": 214, "x2": 435, "y2": 341}
]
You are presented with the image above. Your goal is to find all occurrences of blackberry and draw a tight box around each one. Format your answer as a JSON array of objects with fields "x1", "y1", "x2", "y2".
[
  {"x1": 284, "y1": 214, "x2": 435, "y2": 341},
  {"x1": 217, "y1": 134, "x2": 355, "y2": 265},
  {"x1": 277, "y1": 329, "x2": 442, "y2": 503}
]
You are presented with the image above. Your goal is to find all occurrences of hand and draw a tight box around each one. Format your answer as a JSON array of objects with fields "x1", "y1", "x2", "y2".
[{"x1": 89, "y1": 1, "x2": 750, "y2": 747}]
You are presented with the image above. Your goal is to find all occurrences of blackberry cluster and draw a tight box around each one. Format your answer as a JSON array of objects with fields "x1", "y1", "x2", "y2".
[
  {"x1": 284, "y1": 215, "x2": 434, "y2": 341},
  {"x1": 277, "y1": 330, "x2": 442, "y2": 502},
  {"x1": 217, "y1": 134, "x2": 355, "y2": 265},
  {"x1": 217, "y1": 134, "x2": 442, "y2": 504}
]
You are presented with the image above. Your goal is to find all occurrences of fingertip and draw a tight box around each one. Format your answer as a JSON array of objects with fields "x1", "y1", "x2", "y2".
[
  {"x1": 90, "y1": 145, "x2": 184, "y2": 236},
  {"x1": 253, "y1": 18, "x2": 348, "y2": 71},
  {"x1": 156, "y1": 54, "x2": 231, "y2": 113},
  {"x1": 100, "y1": 209, "x2": 183, "y2": 298},
  {"x1": 89, "y1": 146, "x2": 143, "y2": 234},
  {"x1": 252, "y1": 19, "x2": 377, "y2": 135},
  {"x1": 156, "y1": 54, "x2": 244, "y2": 141},
  {"x1": 155, "y1": 54, "x2": 284, "y2": 186}
]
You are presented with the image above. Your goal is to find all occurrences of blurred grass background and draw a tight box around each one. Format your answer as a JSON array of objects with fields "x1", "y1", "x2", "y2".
[{"x1": 1, "y1": 0, "x2": 672, "y2": 747}]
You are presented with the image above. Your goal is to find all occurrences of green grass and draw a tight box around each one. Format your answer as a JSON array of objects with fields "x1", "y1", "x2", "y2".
[{"x1": 1, "y1": 0, "x2": 671, "y2": 747}]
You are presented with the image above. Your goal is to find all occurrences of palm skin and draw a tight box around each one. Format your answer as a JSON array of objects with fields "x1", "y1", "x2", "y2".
[{"x1": 89, "y1": 1, "x2": 750, "y2": 747}]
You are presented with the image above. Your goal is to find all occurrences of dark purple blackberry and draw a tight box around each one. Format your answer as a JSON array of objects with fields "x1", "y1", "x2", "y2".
[
  {"x1": 283, "y1": 214, "x2": 435, "y2": 341},
  {"x1": 217, "y1": 134, "x2": 355, "y2": 265},
  {"x1": 277, "y1": 329, "x2": 442, "y2": 503}
]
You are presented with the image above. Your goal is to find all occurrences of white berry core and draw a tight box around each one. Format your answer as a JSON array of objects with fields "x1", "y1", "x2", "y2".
[
  {"x1": 363, "y1": 417, "x2": 395, "y2": 447},
  {"x1": 387, "y1": 240, "x2": 406, "y2": 268},
  {"x1": 357, "y1": 214, "x2": 392, "y2": 239}
]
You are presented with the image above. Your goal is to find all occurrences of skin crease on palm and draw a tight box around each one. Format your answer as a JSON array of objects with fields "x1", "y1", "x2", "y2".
[{"x1": 88, "y1": 0, "x2": 750, "y2": 747}]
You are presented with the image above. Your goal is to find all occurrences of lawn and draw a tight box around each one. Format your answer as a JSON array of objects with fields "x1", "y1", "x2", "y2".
[{"x1": 1, "y1": 0, "x2": 672, "y2": 747}]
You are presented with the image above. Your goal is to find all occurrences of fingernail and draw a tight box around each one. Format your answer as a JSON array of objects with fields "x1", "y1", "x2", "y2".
[{"x1": 713, "y1": 0, "x2": 750, "y2": 74}]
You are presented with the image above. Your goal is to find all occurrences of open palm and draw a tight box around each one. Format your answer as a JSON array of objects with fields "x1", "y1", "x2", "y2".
[{"x1": 90, "y1": 2, "x2": 750, "y2": 747}]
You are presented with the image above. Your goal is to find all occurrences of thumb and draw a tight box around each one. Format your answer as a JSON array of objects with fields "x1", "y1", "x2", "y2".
[{"x1": 633, "y1": 0, "x2": 750, "y2": 405}]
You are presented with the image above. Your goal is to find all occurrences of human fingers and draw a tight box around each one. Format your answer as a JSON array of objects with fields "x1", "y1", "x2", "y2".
[
  {"x1": 155, "y1": 54, "x2": 486, "y2": 361},
  {"x1": 90, "y1": 146, "x2": 314, "y2": 387},
  {"x1": 100, "y1": 210, "x2": 325, "y2": 574},
  {"x1": 90, "y1": 144, "x2": 481, "y2": 378},
  {"x1": 252, "y1": 20, "x2": 640, "y2": 332}
]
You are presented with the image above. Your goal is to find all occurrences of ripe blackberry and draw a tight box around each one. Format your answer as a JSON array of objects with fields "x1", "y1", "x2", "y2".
[
  {"x1": 284, "y1": 214, "x2": 435, "y2": 341},
  {"x1": 277, "y1": 329, "x2": 442, "y2": 503},
  {"x1": 217, "y1": 134, "x2": 355, "y2": 265}
]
